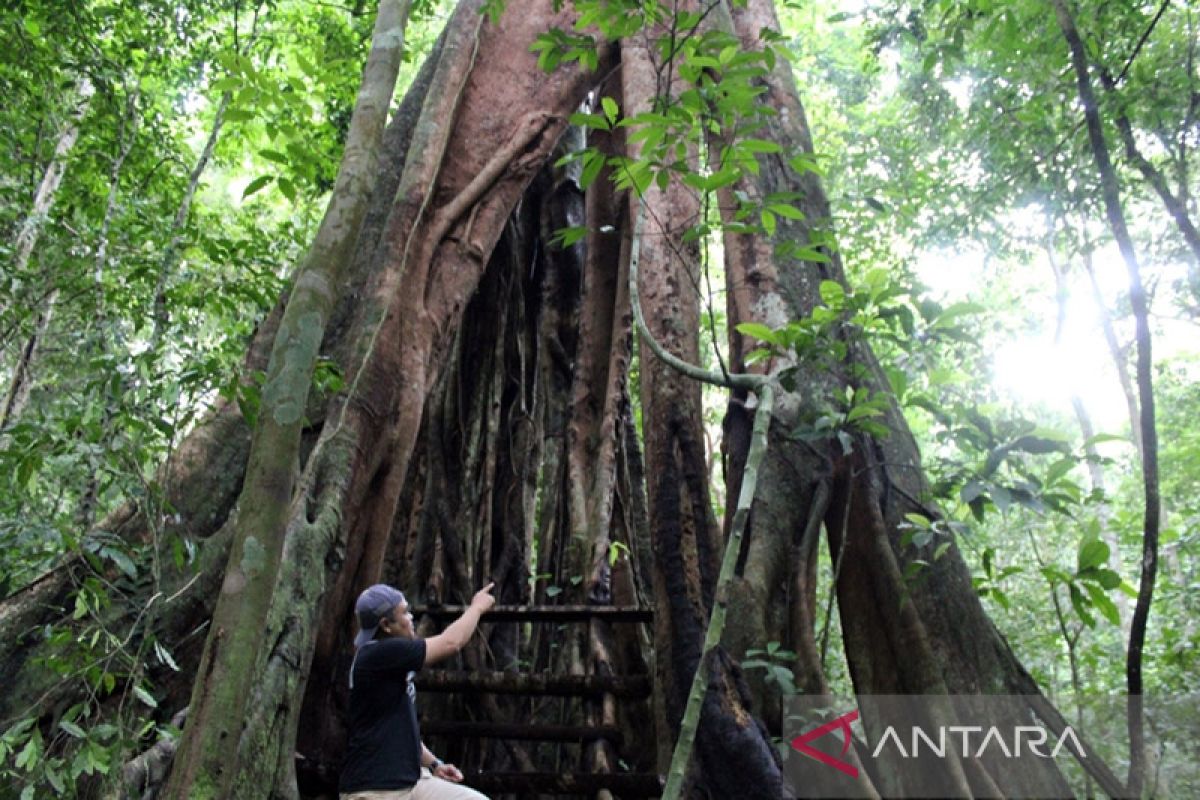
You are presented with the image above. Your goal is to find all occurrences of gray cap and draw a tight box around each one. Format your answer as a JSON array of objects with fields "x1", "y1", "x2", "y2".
[{"x1": 354, "y1": 584, "x2": 405, "y2": 648}]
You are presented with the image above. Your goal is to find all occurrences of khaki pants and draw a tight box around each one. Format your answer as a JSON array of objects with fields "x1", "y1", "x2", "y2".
[{"x1": 341, "y1": 768, "x2": 490, "y2": 800}]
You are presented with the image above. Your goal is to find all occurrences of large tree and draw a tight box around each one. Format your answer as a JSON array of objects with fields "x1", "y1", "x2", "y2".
[{"x1": 0, "y1": 0, "x2": 1142, "y2": 798}]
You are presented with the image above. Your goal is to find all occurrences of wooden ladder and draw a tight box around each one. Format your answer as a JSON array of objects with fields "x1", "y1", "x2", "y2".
[{"x1": 414, "y1": 604, "x2": 661, "y2": 798}]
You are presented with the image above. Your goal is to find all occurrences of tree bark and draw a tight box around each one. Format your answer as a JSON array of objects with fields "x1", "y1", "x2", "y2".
[
  {"x1": 1, "y1": 77, "x2": 94, "y2": 430},
  {"x1": 162, "y1": 2, "x2": 411, "y2": 794},
  {"x1": 2, "y1": 77, "x2": 93, "y2": 323},
  {"x1": 715, "y1": 1, "x2": 1111, "y2": 796},
  {"x1": 163, "y1": 1, "x2": 606, "y2": 795},
  {"x1": 1053, "y1": 2, "x2": 1162, "y2": 794}
]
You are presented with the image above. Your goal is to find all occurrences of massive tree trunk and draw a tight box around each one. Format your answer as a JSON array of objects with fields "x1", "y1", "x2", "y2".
[
  {"x1": 714, "y1": 1, "x2": 1120, "y2": 797},
  {"x1": 622, "y1": 18, "x2": 784, "y2": 796},
  {"x1": 161, "y1": 0, "x2": 605, "y2": 795}
]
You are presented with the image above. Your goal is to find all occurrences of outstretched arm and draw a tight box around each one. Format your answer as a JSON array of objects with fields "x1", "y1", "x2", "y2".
[{"x1": 423, "y1": 582, "x2": 496, "y2": 664}]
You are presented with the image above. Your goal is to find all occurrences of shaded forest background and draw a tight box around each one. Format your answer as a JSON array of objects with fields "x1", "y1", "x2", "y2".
[{"x1": 0, "y1": 0, "x2": 1197, "y2": 797}]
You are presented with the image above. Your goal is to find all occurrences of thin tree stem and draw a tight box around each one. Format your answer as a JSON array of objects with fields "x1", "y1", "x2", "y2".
[{"x1": 1052, "y1": 2, "x2": 1162, "y2": 794}]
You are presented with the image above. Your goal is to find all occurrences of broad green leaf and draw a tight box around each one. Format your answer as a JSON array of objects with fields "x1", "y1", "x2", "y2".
[
  {"x1": 735, "y1": 322, "x2": 779, "y2": 345},
  {"x1": 1082, "y1": 583, "x2": 1120, "y2": 626},
  {"x1": 767, "y1": 202, "x2": 804, "y2": 219},
  {"x1": 580, "y1": 149, "x2": 605, "y2": 189},
  {"x1": 760, "y1": 209, "x2": 777, "y2": 236},
  {"x1": 1078, "y1": 538, "x2": 1110, "y2": 572},
  {"x1": 600, "y1": 96, "x2": 619, "y2": 123},
  {"x1": 569, "y1": 112, "x2": 609, "y2": 131},
  {"x1": 242, "y1": 175, "x2": 274, "y2": 199},
  {"x1": 1069, "y1": 583, "x2": 1095, "y2": 628},
  {"x1": 742, "y1": 138, "x2": 782, "y2": 154},
  {"x1": 818, "y1": 280, "x2": 844, "y2": 306},
  {"x1": 259, "y1": 149, "x2": 289, "y2": 166}
]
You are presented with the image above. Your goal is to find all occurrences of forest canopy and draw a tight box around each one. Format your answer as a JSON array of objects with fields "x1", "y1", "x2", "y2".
[{"x1": 0, "y1": 0, "x2": 1196, "y2": 797}]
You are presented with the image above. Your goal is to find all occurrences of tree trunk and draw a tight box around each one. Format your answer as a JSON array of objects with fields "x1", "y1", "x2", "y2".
[
  {"x1": 716, "y1": 1, "x2": 1116, "y2": 796},
  {"x1": 621, "y1": 18, "x2": 784, "y2": 796},
  {"x1": 2, "y1": 77, "x2": 93, "y2": 324},
  {"x1": 162, "y1": 2, "x2": 413, "y2": 794},
  {"x1": 1, "y1": 77, "x2": 94, "y2": 430},
  {"x1": 1053, "y1": 2, "x2": 1162, "y2": 793},
  {"x1": 162, "y1": 0, "x2": 606, "y2": 795}
]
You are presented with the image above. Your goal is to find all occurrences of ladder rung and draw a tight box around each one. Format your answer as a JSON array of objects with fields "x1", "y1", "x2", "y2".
[
  {"x1": 414, "y1": 670, "x2": 651, "y2": 698},
  {"x1": 421, "y1": 720, "x2": 623, "y2": 745},
  {"x1": 464, "y1": 771, "x2": 662, "y2": 796},
  {"x1": 413, "y1": 604, "x2": 653, "y2": 622}
]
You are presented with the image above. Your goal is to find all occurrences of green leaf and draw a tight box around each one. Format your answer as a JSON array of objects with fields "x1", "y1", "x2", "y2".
[
  {"x1": 1090, "y1": 568, "x2": 1122, "y2": 590},
  {"x1": 742, "y1": 138, "x2": 782, "y2": 154},
  {"x1": 102, "y1": 546, "x2": 137, "y2": 578},
  {"x1": 15, "y1": 737, "x2": 39, "y2": 770},
  {"x1": 1077, "y1": 538, "x2": 1110, "y2": 572},
  {"x1": 600, "y1": 96, "x2": 619, "y2": 123},
  {"x1": 544, "y1": 585, "x2": 562, "y2": 598},
  {"x1": 259, "y1": 149, "x2": 289, "y2": 166},
  {"x1": 278, "y1": 178, "x2": 297, "y2": 202},
  {"x1": 1082, "y1": 582, "x2": 1120, "y2": 626},
  {"x1": 960, "y1": 480, "x2": 985, "y2": 504},
  {"x1": 242, "y1": 175, "x2": 274, "y2": 199},
  {"x1": 46, "y1": 767, "x2": 66, "y2": 792},
  {"x1": 59, "y1": 720, "x2": 86, "y2": 738},
  {"x1": 990, "y1": 485, "x2": 1011, "y2": 513},
  {"x1": 551, "y1": 225, "x2": 588, "y2": 248},
  {"x1": 767, "y1": 202, "x2": 804, "y2": 219},
  {"x1": 211, "y1": 76, "x2": 241, "y2": 93},
  {"x1": 568, "y1": 112, "x2": 610, "y2": 131},
  {"x1": 133, "y1": 685, "x2": 158, "y2": 709},
  {"x1": 735, "y1": 322, "x2": 779, "y2": 345},
  {"x1": 760, "y1": 209, "x2": 777, "y2": 236},
  {"x1": 794, "y1": 245, "x2": 832, "y2": 263},
  {"x1": 1011, "y1": 435, "x2": 1069, "y2": 455},
  {"x1": 847, "y1": 404, "x2": 885, "y2": 423},
  {"x1": 1069, "y1": 583, "x2": 1095, "y2": 628},
  {"x1": 580, "y1": 149, "x2": 605, "y2": 189},
  {"x1": 1084, "y1": 432, "x2": 1129, "y2": 447},
  {"x1": 929, "y1": 301, "x2": 985, "y2": 329},
  {"x1": 818, "y1": 280, "x2": 844, "y2": 307},
  {"x1": 23, "y1": 17, "x2": 41, "y2": 36}
]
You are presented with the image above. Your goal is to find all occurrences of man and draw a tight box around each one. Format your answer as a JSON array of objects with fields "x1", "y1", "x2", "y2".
[{"x1": 339, "y1": 581, "x2": 497, "y2": 799}]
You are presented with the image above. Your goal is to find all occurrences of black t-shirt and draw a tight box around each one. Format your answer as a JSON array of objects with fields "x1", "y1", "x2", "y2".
[{"x1": 339, "y1": 637, "x2": 428, "y2": 793}]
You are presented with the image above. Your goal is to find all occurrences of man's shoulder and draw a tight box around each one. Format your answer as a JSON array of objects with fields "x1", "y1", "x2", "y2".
[{"x1": 358, "y1": 637, "x2": 426, "y2": 669}]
